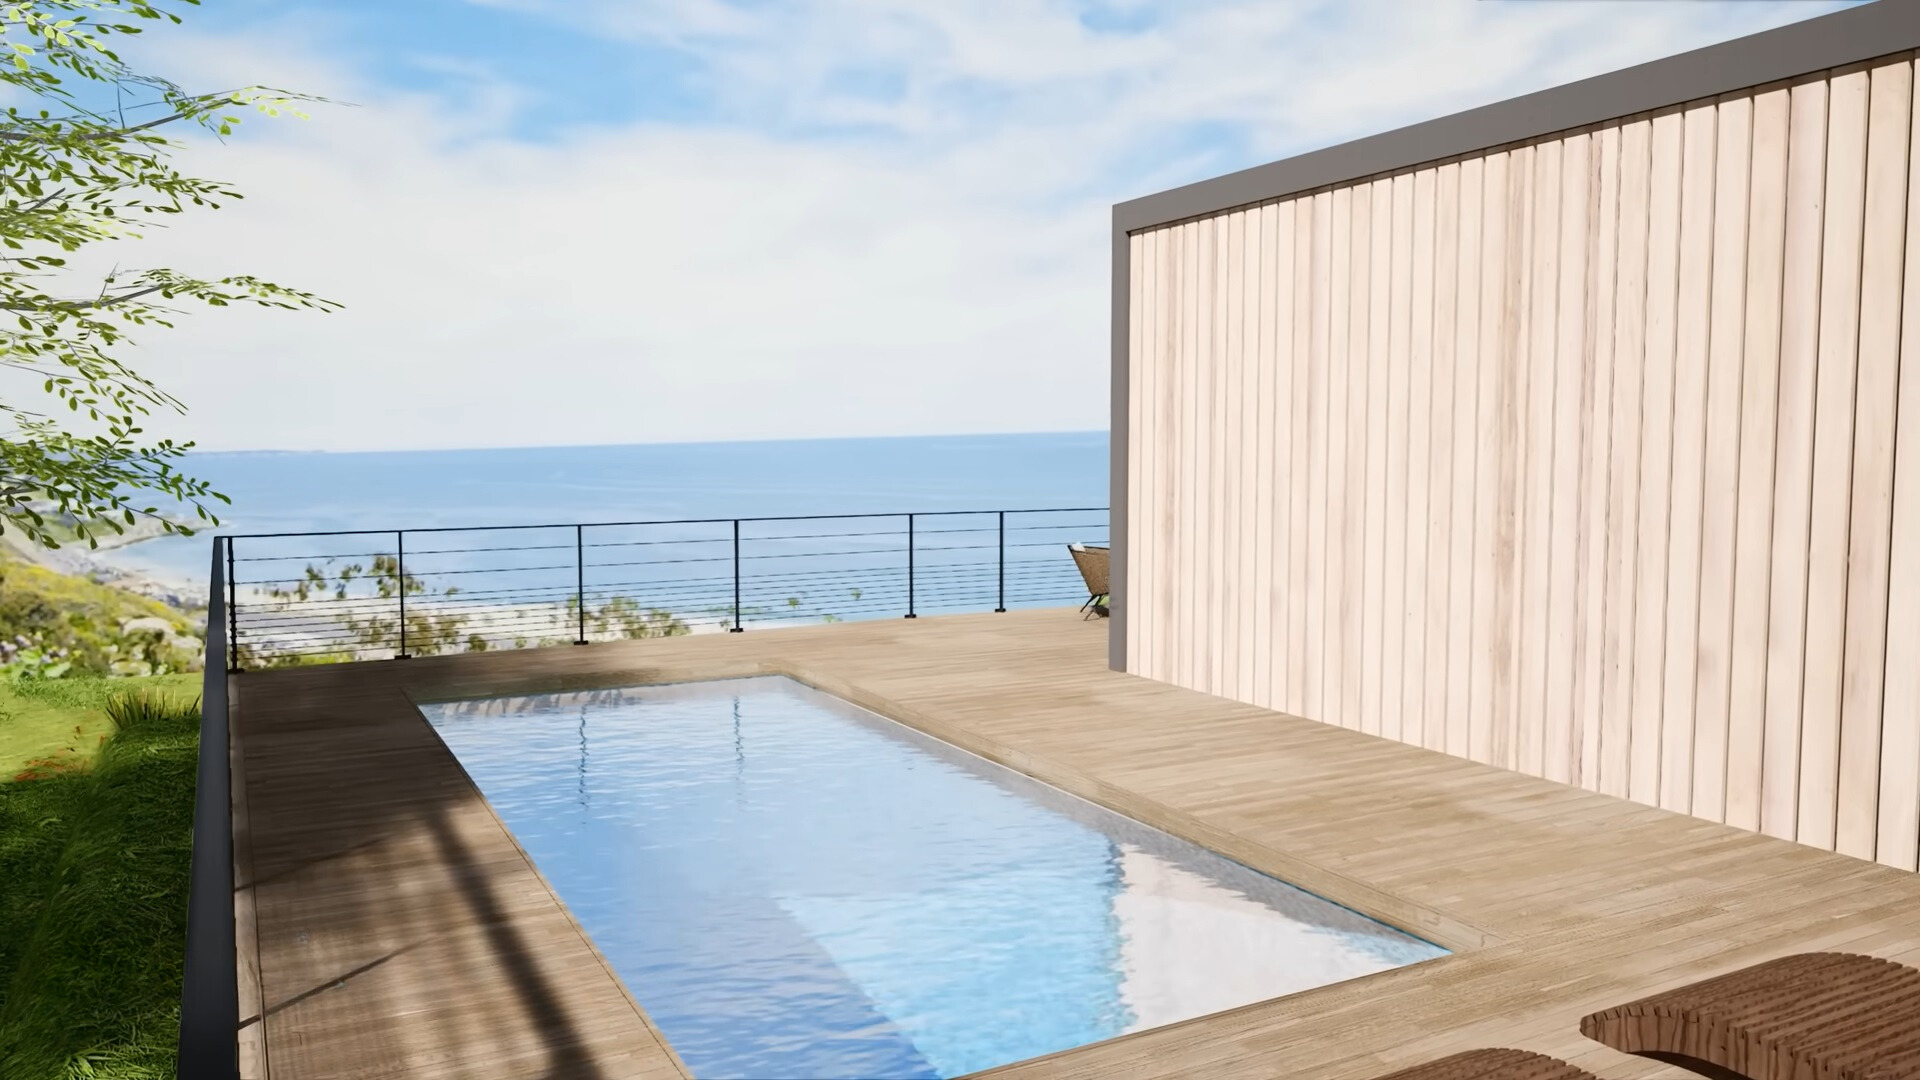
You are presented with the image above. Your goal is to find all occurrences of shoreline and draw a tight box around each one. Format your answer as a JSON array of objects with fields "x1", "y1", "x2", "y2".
[{"x1": 2, "y1": 531, "x2": 207, "y2": 611}]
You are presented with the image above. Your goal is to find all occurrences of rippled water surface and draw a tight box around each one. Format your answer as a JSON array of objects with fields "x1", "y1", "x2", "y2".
[{"x1": 419, "y1": 677, "x2": 1446, "y2": 1080}]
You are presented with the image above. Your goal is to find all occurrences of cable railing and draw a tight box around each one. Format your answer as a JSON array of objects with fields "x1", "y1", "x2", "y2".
[{"x1": 222, "y1": 508, "x2": 1109, "y2": 670}]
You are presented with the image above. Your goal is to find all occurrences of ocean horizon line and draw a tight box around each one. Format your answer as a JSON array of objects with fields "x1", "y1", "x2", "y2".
[{"x1": 186, "y1": 429, "x2": 1110, "y2": 459}]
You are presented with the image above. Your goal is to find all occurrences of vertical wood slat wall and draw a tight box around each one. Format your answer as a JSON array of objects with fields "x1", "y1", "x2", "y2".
[{"x1": 1124, "y1": 52, "x2": 1920, "y2": 872}]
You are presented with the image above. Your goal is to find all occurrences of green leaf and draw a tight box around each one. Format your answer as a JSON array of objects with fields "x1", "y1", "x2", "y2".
[{"x1": 0, "y1": 3, "x2": 336, "y2": 555}]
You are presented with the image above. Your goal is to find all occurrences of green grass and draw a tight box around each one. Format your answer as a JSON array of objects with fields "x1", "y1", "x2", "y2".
[
  {"x1": 0, "y1": 687, "x2": 203, "y2": 1080},
  {"x1": 0, "y1": 675, "x2": 200, "y2": 781}
]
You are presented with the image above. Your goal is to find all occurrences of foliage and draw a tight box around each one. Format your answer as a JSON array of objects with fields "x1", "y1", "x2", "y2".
[
  {"x1": 234, "y1": 559, "x2": 883, "y2": 663},
  {"x1": 565, "y1": 593, "x2": 688, "y2": 640},
  {"x1": 0, "y1": 556, "x2": 202, "y2": 677},
  {"x1": 249, "y1": 555, "x2": 466, "y2": 662},
  {"x1": 0, "y1": 0, "x2": 340, "y2": 551},
  {"x1": 241, "y1": 558, "x2": 693, "y2": 667},
  {"x1": 0, "y1": 685, "x2": 199, "y2": 1079},
  {"x1": 227, "y1": 643, "x2": 354, "y2": 670}
]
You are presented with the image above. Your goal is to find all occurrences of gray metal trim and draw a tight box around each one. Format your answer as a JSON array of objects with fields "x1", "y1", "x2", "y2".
[
  {"x1": 1115, "y1": 0, "x2": 1911, "y2": 235},
  {"x1": 1109, "y1": 216, "x2": 1129, "y2": 671}
]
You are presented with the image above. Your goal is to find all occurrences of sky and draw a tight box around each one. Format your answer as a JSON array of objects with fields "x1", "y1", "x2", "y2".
[{"x1": 63, "y1": 0, "x2": 1864, "y2": 452}]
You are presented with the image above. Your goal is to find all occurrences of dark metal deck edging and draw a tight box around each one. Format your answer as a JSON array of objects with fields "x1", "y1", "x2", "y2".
[{"x1": 178, "y1": 536, "x2": 239, "y2": 1078}]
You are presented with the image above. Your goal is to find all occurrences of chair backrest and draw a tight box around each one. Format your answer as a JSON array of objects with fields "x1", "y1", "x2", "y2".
[{"x1": 1067, "y1": 543, "x2": 1110, "y2": 595}]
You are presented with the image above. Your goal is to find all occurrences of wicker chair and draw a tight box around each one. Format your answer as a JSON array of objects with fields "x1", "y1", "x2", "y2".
[
  {"x1": 1369, "y1": 1049, "x2": 1597, "y2": 1080},
  {"x1": 1578, "y1": 952, "x2": 1920, "y2": 1080},
  {"x1": 1067, "y1": 543, "x2": 1109, "y2": 619}
]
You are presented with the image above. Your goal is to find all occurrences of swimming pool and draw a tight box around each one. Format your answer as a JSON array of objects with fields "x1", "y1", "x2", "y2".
[{"x1": 418, "y1": 676, "x2": 1446, "y2": 1079}]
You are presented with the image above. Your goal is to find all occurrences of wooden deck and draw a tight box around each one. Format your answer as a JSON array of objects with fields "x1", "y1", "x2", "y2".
[{"x1": 229, "y1": 608, "x2": 1920, "y2": 1080}]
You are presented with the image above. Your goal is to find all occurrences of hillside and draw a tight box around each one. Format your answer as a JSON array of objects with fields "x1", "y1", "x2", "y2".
[{"x1": 0, "y1": 553, "x2": 206, "y2": 679}]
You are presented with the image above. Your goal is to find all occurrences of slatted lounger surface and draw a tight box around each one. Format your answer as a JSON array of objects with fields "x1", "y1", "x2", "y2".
[
  {"x1": 1370, "y1": 1049, "x2": 1599, "y2": 1080},
  {"x1": 1579, "y1": 952, "x2": 1920, "y2": 1080}
]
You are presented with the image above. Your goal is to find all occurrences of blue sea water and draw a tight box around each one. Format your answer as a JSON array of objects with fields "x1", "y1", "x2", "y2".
[
  {"x1": 419, "y1": 677, "x2": 1447, "y2": 1080},
  {"x1": 110, "y1": 432, "x2": 1108, "y2": 589}
]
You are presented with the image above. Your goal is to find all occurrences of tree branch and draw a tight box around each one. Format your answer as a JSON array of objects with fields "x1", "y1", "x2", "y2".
[
  {"x1": 0, "y1": 283, "x2": 166, "y2": 310},
  {"x1": 0, "y1": 110, "x2": 187, "y2": 142}
]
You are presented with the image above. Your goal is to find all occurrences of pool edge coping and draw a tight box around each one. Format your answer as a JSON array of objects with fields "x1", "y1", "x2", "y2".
[{"x1": 401, "y1": 655, "x2": 1507, "y2": 1079}]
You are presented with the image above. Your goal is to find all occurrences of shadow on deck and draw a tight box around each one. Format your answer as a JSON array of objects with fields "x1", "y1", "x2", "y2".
[{"x1": 228, "y1": 608, "x2": 1920, "y2": 1080}]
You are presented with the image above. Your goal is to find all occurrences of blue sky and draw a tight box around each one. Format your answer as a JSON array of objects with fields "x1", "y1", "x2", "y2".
[{"x1": 88, "y1": 0, "x2": 1861, "y2": 452}]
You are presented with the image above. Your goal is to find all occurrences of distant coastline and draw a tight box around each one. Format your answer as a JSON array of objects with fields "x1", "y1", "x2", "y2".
[
  {"x1": 1, "y1": 523, "x2": 205, "y2": 611},
  {"x1": 49, "y1": 432, "x2": 1112, "y2": 611},
  {"x1": 184, "y1": 429, "x2": 1107, "y2": 459}
]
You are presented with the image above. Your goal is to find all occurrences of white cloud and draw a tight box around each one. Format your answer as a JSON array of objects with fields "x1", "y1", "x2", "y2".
[{"x1": 68, "y1": 0, "x2": 1854, "y2": 451}]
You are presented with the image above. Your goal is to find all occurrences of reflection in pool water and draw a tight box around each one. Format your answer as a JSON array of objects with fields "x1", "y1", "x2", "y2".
[{"x1": 419, "y1": 676, "x2": 1446, "y2": 1080}]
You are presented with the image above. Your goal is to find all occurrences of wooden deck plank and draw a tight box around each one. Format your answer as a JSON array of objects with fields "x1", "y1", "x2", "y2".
[{"x1": 232, "y1": 609, "x2": 1920, "y2": 1080}]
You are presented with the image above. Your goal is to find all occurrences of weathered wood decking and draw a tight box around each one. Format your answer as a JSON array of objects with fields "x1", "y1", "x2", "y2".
[{"x1": 230, "y1": 609, "x2": 1920, "y2": 1080}]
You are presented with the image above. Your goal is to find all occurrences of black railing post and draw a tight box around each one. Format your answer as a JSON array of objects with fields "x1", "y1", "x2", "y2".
[
  {"x1": 995, "y1": 511, "x2": 1007, "y2": 612},
  {"x1": 395, "y1": 530, "x2": 410, "y2": 659},
  {"x1": 575, "y1": 525, "x2": 588, "y2": 645},
  {"x1": 729, "y1": 519, "x2": 744, "y2": 632},
  {"x1": 904, "y1": 513, "x2": 917, "y2": 619},
  {"x1": 225, "y1": 537, "x2": 240, "y2": 672}
]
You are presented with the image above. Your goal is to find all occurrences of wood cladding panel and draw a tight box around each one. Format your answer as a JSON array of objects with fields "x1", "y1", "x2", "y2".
[{"x1": 1126, "y1": 54, "x2": 1920, "y2": 871}]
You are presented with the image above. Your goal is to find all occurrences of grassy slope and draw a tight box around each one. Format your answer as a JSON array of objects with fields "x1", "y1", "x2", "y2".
[
  {"x1": 0, "y1": 686, "x2": 202, "y2": 1080},
  {"x1": 0, "y1": 551, "x2": 206, "y2": 681},
  {"x1": 1, "y1": 676, "x2": 201, "y2": 780}
]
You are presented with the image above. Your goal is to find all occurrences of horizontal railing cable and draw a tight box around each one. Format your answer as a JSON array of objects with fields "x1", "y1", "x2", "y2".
[{"x1": 226, "y1": 508, "x2": 1107, "y2": 669}]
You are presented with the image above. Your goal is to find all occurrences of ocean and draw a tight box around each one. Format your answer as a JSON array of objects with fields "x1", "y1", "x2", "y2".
[
  {"x1": 103, "y1": 432, "x2": 1110, "y2": 647},
  {"x1": 113, "y1": 431, "x2": 1109, "y2": 584}
]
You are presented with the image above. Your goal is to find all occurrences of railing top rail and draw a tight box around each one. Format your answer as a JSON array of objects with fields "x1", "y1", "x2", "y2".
[{"x1": 224, "y1": 506, "x2": 1110, "y2": 540}]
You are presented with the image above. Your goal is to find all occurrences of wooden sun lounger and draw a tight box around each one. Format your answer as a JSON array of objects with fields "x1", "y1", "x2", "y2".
[
  {"x1": 1579, "y1": 952, "x2": 1920, "y2": 1080},
  {"x1": 1370, "y1": 1048, "x2": 1598, "y2": 1080},
  {"x1": 1067, "y1": 543, "x2": 1109, "y2": 619}
]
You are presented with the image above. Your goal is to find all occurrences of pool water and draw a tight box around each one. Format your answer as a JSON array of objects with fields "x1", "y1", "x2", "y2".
[{"x1": 418, "y1": 676, "x2": 1446, "y2": 1079}]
